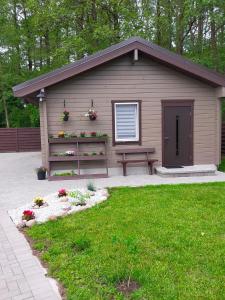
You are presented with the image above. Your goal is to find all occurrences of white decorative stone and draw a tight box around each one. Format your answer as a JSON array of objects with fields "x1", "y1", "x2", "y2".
[
  {"x1": 17, "y1": 220, "x2": 26, "y2": 229},
  {"x1": 8, "y1": 188, "x2": 109, "y2": 225},
  {"x1": 59, "y1": 196, "x2": 69, "y2": 202},
  {"x1": 26, "y1": 219, "x2": 36, "y2": 227},
  {"x1": 57, "y1": 211, "x2": 67, "y2": 217},
  {"x1": 48, "y1": 215, "x2": 57, "y2": 221}
]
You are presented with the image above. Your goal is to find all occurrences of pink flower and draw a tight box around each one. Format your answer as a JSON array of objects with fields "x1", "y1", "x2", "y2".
[{"x1": 58, "y1": 188, "x2": 67, "y2": 197}]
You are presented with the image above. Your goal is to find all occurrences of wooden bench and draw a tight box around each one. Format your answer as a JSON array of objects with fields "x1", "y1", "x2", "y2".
[{"x1": 116, "y1": 148, "x2": 158, "y2": 176}]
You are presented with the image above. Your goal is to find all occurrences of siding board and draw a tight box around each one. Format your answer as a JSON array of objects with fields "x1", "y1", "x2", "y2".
[{"x1": 42, "y1": 53, "x2": 219, "y2": 169}]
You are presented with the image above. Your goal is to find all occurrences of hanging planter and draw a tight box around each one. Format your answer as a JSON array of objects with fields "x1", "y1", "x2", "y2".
[
  {"x1": 85, "y1": 100, "x2": 97, "y2": 121},
  {"x1": 61, "y1": 110, "x2": 69, "y2": 122}
]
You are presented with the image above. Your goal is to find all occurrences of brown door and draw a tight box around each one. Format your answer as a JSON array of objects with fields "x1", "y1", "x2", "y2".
[{"x1": 162, "y1": 101, "x2": 193, "y2": 167}]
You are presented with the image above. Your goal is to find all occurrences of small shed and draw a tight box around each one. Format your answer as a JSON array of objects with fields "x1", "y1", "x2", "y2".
[{"x1": 13, "y1": 37, "x2": 225, "y2": 179}]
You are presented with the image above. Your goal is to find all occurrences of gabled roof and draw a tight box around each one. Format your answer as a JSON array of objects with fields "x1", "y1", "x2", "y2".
[{"x1": 13, "y1": 37, "x2": 225, "y2": 98}]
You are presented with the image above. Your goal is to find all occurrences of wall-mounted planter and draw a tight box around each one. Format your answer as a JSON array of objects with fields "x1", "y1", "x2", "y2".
[
  {"x1": 63, "y1": 115, "x2": 69, "y2": 121},
  {"x1": 89, "y1": 114, "x2": 97, "y2": 121},
  {"x1": 61, "y1": 110, "x2": 69, "y2": 122}
]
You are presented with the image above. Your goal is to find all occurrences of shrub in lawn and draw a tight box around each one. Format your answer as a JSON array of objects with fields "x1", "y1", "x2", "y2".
[{"x1": 87, "y1": 182, "x2": 96, "y2": 192}]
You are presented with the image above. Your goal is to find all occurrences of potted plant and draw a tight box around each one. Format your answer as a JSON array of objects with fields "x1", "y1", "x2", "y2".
[
  {"x1": 58, "y1": 131, "x2": 65, "y2": 138},
  {"x1": 80, "y1": 132, "x2": 86, "y2": 137},
  {"x1": 85, "y1": 108, "x2": 97, "y2": 121},
  {"x1": 61, "y1": 110, "x2": 69, "y2": 122},
  {"x1": 65, "y1": 150, "x2": 75, "y2": 156},
  {"x1": 36, "y1": 167, "x2": 47, "y2": 180},
  {"x1": 90, "y1": 131, "x2": 97, "y2": 137}
]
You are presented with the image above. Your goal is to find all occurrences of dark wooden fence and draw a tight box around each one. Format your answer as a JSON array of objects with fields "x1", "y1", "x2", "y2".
[{"x1": 0, "y1": 128, "x2": 41, "y2": 152}]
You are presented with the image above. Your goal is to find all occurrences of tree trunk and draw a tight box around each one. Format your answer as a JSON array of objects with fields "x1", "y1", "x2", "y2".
[
  {"x1": 44, "y1": 29, "x2": 51, "y2": 67},
  {"x1": 197, "y1": 14, "x2": 204, "y2": 54},
  {"x1": 156, "y1": 0, "x2": 161, "y2": 45},
  {"x1": 2, "y1": 97, "x2": 9, "y2": 128},
  {"x1": 176, "y1": 3, "x2": 184, "y2": 55},
  {"x1": 21, "y1": 2, "x2": 33, "y2": 70},
  {"x1": 12, "y1": 0, "x2": 21, "y2": 71},
  {"x1": 210, "y1": 7, "x2": 219, "y2": 70}
]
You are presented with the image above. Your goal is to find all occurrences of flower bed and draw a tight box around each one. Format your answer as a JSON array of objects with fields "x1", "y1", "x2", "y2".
[{"x1": 8, "y1": 188, "x2": 109, "y2": 228}]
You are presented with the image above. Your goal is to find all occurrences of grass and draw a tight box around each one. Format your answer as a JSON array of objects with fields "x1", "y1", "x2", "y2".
[
  {"x1": 27, "y1": 183, "x2": 225, "y2": 300},
  {"x1": 218, "y1": 157, "x2": 225, "y2": 172}
]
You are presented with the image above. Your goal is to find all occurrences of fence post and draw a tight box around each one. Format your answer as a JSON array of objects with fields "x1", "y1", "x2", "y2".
[{"x1": 16, "y1": 128, "x2": 19, "y2": 152}]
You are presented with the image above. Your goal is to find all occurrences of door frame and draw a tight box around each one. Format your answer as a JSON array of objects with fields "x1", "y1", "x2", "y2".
[{"x1": 161, "y1": 99, "x2": 194, "y2": 167}]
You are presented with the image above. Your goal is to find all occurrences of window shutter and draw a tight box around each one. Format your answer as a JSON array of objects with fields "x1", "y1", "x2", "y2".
[{"x1": 115, "y1": 103, "x2": 138, "y2": 140}]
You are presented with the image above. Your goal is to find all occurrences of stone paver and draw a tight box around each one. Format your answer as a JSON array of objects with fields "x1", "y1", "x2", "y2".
[
  {"x1": 0, "y1": 210, "x2": 61, "y2": 300},
  {"x1": 1, "y1": 152, "x2": 225, "y2": 300}
]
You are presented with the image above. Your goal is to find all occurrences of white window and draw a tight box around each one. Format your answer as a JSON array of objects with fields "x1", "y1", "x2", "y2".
[{"x1": 114, "y1": 102, "x2": 140, "y2": 142}]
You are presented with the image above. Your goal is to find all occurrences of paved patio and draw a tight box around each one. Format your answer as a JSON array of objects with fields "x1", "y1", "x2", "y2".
[
  {"x1": 1, "y1": 151, "x2": 225, "y2": 300},
  {"x1": 1, "y1": 152, "x2": 225, "y2": 210}
]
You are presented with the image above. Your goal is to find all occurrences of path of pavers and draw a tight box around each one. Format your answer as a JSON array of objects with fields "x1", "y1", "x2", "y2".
[{"x1": 0, "y1": 210, "x2": 61, "y2": 300}]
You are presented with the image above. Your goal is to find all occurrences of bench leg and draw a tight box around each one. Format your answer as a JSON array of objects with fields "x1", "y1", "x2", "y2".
[
  {"x1": 148, "y1": 162, "x2": 153, "y2": 175},
  {"x1": 122, "y1": 163, "x2": 127, "y2": 176}
]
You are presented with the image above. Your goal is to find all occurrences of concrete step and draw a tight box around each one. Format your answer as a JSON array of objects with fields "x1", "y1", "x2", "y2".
[{"x1": 156, "y1": 164, "x2": 217, "y2": 177}]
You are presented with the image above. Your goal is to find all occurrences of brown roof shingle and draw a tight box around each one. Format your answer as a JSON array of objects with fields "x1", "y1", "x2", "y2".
[{"x1": 13, "y1": 37, "x2": 225, "y2": 98}]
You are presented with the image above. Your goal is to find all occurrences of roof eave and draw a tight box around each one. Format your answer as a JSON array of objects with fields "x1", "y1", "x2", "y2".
[
  {"x1": 13, "y1": 38, "x2": 225, "y2": 98},
  {"x1": 13, "y1": 42, "x2": 139, "y2": 98}
]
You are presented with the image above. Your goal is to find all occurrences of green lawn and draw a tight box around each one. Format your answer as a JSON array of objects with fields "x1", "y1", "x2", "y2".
[
  {"x1": 218, "y1": 157, "x2": 225, "y2": 172},
  {"x1": 27, "y1": 183, "x2": 225, "y2": 300}
]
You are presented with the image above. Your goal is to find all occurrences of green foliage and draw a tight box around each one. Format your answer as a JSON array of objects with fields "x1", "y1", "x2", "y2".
[
  {"x1": 87, "y1": 182, "x2": 96, "y2": 192},
  {"x1": 53, "y1": 170, "x2": 76, "y2": 176},
  {"x1": 28, "y1": 183, "x2": 225, "y2": 299},
  {"x1": 218, "y1": 157, "x2": 225, "y2": 172},
  {"x1": 71, "y1": 238, "x2": 91, "y2": 252}
]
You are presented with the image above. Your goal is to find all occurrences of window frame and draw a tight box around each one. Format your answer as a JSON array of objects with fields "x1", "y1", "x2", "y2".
[{"x1": 112, "y1": 100, "x2": 142, "y2": 146}]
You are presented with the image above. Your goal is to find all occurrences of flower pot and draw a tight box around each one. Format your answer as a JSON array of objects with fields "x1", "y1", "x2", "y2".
[
  {"x1": 63, "y1": 115, "x2": 69, "y2": 121},
  {"x1": 58, "y1": 131, "x2": 65, "y2": 138},
  {"x1": 37, "y1": 171, "x2": 46, "y2": 180},
  {"x1": 89, "y1": 115, "x2": 97, "y2": 121}
]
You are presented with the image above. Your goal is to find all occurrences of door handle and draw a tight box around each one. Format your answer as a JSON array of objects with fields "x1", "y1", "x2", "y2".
[{"x1": 164, "y1": 137, "x2": 169, "y2": 140}]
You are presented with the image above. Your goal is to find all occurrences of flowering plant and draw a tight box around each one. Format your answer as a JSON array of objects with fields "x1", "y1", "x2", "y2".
[
  {"x1": 58, "y1": 130, "x2": 65, "y2": 138},
  {"x1": 61, "y1": 110, "x2": 69, "y2": 122},
  {"x1": 58, "y1": 188, "x2": 68, "y2": 197},
  {"x1": 33, "y1": 197, "x2": 45, "y2": 207},
  {"x1": 80, "y1": 132, "x2": 86, "y2": 137},
  {"x1": 85, "y1": 108, "x2": 97, "y2": 121},
  {"x1": 22, "y1": 210, "x2": 35, "y2": 221},
  {"x1": 90, "y1": 131, "x2": 97, "y2": 137}
]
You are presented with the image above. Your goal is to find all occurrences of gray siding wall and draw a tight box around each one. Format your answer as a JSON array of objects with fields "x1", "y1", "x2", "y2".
[{"x1": 40, "y1": 53, "x2": 219, "y2": 170}]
